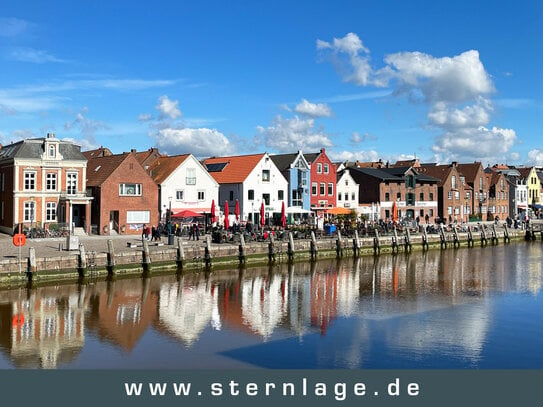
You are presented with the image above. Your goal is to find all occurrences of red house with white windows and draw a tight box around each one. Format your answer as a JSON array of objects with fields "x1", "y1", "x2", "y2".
[{"x1": 304, "y1": 148, "x2": 337, "y2": 212}]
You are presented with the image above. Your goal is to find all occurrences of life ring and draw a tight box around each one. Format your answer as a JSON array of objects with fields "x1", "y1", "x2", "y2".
[{"x1": 12, "y1": 314, "x2": 25, "y2": 327}]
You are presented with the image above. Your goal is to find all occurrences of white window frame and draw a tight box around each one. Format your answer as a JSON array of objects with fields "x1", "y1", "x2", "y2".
[
  {"x1": 126, "y1": 210, "x2": 150, "y2": 223},
  {"x1": 24, "y1": 201, "x2": 35, "y2": 222},
  {"x1": 24, "y1": 171, "x2": 36, "y2": 191},
  {"x1": 46, "y1": 173, "x2": 57, "y2": 191},
  {"x1": 67, "y1": 172, "x2": 78, "y2": 195},
  {"x1": 176, "y1": 190, "x2": 184, "y2": 201},
  {"x1": 46, "y1": 202, "x2": 57, "y2": 222},
  {"x1": 197, "y1": 190, "x2": 205, "y2": 201},
  {"x1": 324, "y1": 163, "x2": 329, "y2": 174},
  {"x1": 317, "y1": 163, "x2": 322, "y2": 174},
  {"x1": 119, "y1": 183, "x2": 142, "y2": 196},
  {"x1": 186, "y1": 168, "x2": 196, "y2": 185}
]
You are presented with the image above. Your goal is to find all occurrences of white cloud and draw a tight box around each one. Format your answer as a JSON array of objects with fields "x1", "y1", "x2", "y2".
[
  {"x1": 138, "y1": 113, "x2": 153, "y2": 122},
  {"x1": 156, "y1": 95, "x2": 182, "y2": 119},
  {"x1": 317, "y1": 32, "x2": 369, "y2": 56},
  {"x1": 328, "y1": 149, "x2": 380, "y2": 163},
  {"x1": 428, "y1": 97, "x2": 492, "y2": 130},
  {"x1": 527, "y1": 149, "x2": 543, "y2": 166},
  {"x1": 432, "y1": 126, "x2": 517, "y2": 163},
  {"x1": 255, "y1": 115, "x2": 333, "y2": 153},
  {"x1": 0, "y1": 17, "x2": 31, "y2": 37},
  {"x1": 351, "y1": 131, "x2": 377, "y2": 143},
  {"x1": 293, "y1": 99, "x2": 332, "y2": 118},
  {"x1": 155, "y1": 127, "x2": 232, "y2": 157},
  {"x1": 64, "y1": 107, "x2": 108, "y2": 140},
  {"x1": 9, "y1": 47, "x2": 67, "y2": 64}
]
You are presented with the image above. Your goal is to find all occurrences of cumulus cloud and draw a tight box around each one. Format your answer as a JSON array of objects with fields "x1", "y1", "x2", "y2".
[
  {"x1": 293, "y1": 99, "x2": 332, "y2": 118},
  {"x1": 0, "y1": 17, "x2": 31, "y2": 37},
  {"x1": 156, "y1": 95, "x2": 182, "y2": 119},
  {"x1": 351, "y1": 131, "x2": 377, "y2": 144},
  {"x1": 64, "y1": 107, "x2": 108, "y2": 149},
  {"x1": 527, "y1": 149, "x2": 543, "y2": 166},
  {"x1": 255, "y1": 115, "x2": 333, "y2": 153},
  {"x1": 317, "y1": 32, "x2": 517, "y2": 163},
  {"x1": 328, "y1": 149, "x2": 380, "y2": 163}
]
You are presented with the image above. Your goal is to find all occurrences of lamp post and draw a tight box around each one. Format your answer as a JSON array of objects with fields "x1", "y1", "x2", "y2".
[{"x1": 168, "y1": 196, "x2": 174, "y2": 245}]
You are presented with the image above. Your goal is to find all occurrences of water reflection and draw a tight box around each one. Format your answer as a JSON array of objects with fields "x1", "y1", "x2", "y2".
[{"x1": 1, "y1": 244, "x2": 542, "y2": 369}]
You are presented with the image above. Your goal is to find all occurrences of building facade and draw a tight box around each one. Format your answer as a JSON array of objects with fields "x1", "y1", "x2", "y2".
[
  {"x1": 336, "y1": 169, "x2": 359, "y2": 212},
  {"x1": 270, "y1": 151, "x2": 311, "y2": 211},
  {"x1": 304, "y1": 148, "x2": 337, "y2": 212},
  {"x1": 0, "y1": 134, "x2": 92, "y2": 235}
]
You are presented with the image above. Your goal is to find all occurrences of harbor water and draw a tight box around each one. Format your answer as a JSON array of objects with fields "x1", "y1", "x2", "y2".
[{"x1": 1, "y1": 242, "x2": 542, "y2": 369}]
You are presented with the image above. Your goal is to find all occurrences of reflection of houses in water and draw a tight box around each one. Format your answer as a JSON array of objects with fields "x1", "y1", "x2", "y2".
[
  {"x1": 0, "y1": 286, "x2": 86, "y2": 368},
  {"x1": 241, "y1": 274, "x2": 288, "y2": 339},
  {"x1": 156, "y1": 277, "x2": 220, "y2": 346},
  {"x1": 85, "y1": 278, "x2": 158, "y2": 352},
  {"x1": 310, "y1": 268, "x2": 338, "y2": 335}
]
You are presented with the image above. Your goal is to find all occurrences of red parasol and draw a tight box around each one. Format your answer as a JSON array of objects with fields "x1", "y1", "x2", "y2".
[
  {"x1": 224, "y1": 200, "x2": 230, "y2": 229},
  {"x1": 392, "y1": 201, "x2": 398, "y2": 223},
  {"x1": 210, "y1": 199, "x2": 216, "y2": 223},
  {"x1": 260, "y1": 201, "x2": 265, "y2": 227},
  {"x1": 171, "y1": 209, "x2": 203, "y2": 218},
  {"x1": 280, "y1": 201, "x2": 286, "y2": 228},
  {"x1": 234, "y1": 199, "x2": 240, "y2": 221}
]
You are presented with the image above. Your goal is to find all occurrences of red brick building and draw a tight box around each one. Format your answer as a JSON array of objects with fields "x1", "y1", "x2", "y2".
[
  {"x1": 304, "y1": 148, "x2": 337, "y2": 212},
  {"x1": 85, "y1": 152, "x2": 158, "y2": 235},
  {"x1": 0, "y1": 134, "x2": 92, "y2": 235},
  {"x1": 456, "y1": 162, "x2": 490, "y2": 221},
  {"x1": 485, "y1": 169, "x2": 510, "y2": 221}
]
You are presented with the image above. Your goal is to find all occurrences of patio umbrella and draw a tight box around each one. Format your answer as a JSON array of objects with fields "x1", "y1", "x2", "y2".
[
  {"x1": 171, "y1": 209, "x2": 203, "y2": 218},
  {"x1": 234, "y1": 199, "x2": 240, "y2": 221},
  {"x1": 280, "y1": 201, "x2": 286, "y2": 228},
  {"x1": 210, "y1": 199, "x2": 216, "y2": 224},
  {"x1": 260, "y1": 202, "x2": 265, "y2": 227},
  {"x1": 392, "y1": 201, "x2": 398, "y2": 223},
  {"x1": 224, "y1": 200, "x2": 230, "y2": 229}
]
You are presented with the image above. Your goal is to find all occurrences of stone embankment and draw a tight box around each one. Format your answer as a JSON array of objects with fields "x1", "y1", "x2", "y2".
[{"x1": 0, "y1": 222, "x2": 541, "y2": 288}]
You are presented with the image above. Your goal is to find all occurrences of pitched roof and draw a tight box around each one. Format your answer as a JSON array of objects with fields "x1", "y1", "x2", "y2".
[
  {"x1": 0, "y1": 137, "x2": 86, "y2": 162},
  {"x1": 147, "y1": 154, "x2": 190, "y2": 184},
  {"x1": 132, "y1": 148, "x2": 163, "y2": 169},
  {"x1": 86, "y1": 154, "x2": 130, "y2": 187},
  {"x1": 456, "y1": 162, "x2": 483, "y2": 183},
  {"x1": 269, "y1": 153, "x2": 299, "y2": 171},
  {"x1": 82, "y1": 146, "x2": 112, "y2": 159},
  {"x1": 203, "y1": 153, "x2": 265, "y2": 184},
  {"x1": 417, "y1": 164, "x2": 453, "y2": 186},
  {"x1": 348, "y1": 166, "x2": 440, "y2": 183},
  {"x1": 515, "y1": 167, "x2": 534, "y2": 179}
]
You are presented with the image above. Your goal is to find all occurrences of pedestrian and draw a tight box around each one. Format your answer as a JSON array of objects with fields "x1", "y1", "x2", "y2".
[{"x1": 151, "y1": 225, "x2": 156, "y2": 241}]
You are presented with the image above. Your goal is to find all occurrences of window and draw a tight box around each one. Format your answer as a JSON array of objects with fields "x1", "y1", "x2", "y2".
[
  {"x1": 248, "y1": 189, "x2": 254, "y2": 200},
  {"x1": 24, "y1": 201, "x2": 35, "y2": 222},
  {"x1": 319, "y1": 183, "x2": 325, "y2": 195},
  {"x1": 46, "y1": 202, "x2": 56, "y2": 222},
  {"x1": 479, "y1": 177, "x2": 483, "y2": 190},
  {"x1": 454, "y1": 191, "x2": 460, "y2": 199},
  {"x1": 466, "y1": 191, "x2": 471, "y2": 199},
  {"x1": 345, "y1": 179, "x2": 349, "y2": 186},
  {"x1": 396, "y1": 192, "x2": 401, "y2": 200},
  {"x1": 338, "y1": 193, "x2": 342, "y2": 201},
  {"x1": 229, "y1": 191, "x2": 234, "y2": 201},
  {"x1": 186, "y1": 168, "x2": 196, "y2": 185},
  {"x1": 67, "y1": 172, "x2": 78, "y2": 195},
  {"x1": 46, "y1": 173, "x2": 57, "y2": 191},
  {"x1": 344, "y1": 192, "x2": 348, "y2": 201},
  {"x1": 324, "y1": 163, "x2": 329, "y2": 174},
  {"x1": 49, "y1": 145, "x2": 55, "y2": 158},
  {"x1": 448, "y1": 191, "x2": 453, "y2": 199},
  {"x1": 126, "y1": 211, "x2": 150, "y2": 223},
  {"x1": 262, "y1": 193, "x2": 270, "y2": 205},
  {"x1": 300, "y1": 170, "x2": 307, "y2": 187},
  {"x1": 385, "y1": 192, "x2": 390, "y2": 201},
  {"x1": 278, "y1": 190, "x2": 284, "y2": 200},
  {"x1": 351, "y1": 192, "x2": 355, "y2": 200},
  {"x1": 198, "y1": 191, "x2": 205, "y2": 201},
  {"x1": 262, "y1": 170, "x2": 270, "y2": 182},
  {"x1": 460, "y1": 176, "x2": 465, "y2": 185},
  {"x1": 176, "y1": 190, "x2": 184, "y2": 200},
  {"x1": 451, "y1": 175, "x2": 457, "y2": 189},
  {"x1": 311, "y1": 182, "x2": 317, "y2": 195},
  {"x1": 429, "y1": 192, "x2": 434, "y2": 201},
  {"x1": 420, "y1": 192, "x2": 424, "y2": 201},
  {"x1": 317, "y1": 163, "x2": 322, "y2": 174},
  {"x1": 292, "y1": 190, "x2": 302, "y2": 206},
  {"x1": 406, "y1": 175, "x2": 415, "y2": 188},
  {"x1": 327, "y1": 183, "x2": 333, "y2": 196},
  {"x1": 119, "y1": 183, "x2": 142, "y2": 196},
  {"x1": 447, "y1": 206, "x2": 453, "y2": 215},
  {"x1": 24, "y1": 171, "x2": 36, "y2": 190},
  {"x1": 406, "y1": 193, "x2": 415, "y2": 205}
]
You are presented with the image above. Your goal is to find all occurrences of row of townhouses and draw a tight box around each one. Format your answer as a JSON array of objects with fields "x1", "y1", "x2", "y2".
[{"x1": 0, "y1": 133, "x2": 541, "y2": 236}]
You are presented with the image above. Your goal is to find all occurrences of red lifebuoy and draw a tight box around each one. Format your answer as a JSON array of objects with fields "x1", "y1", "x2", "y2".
[{"x1": 12, "y1": 314, "x2": 24, "y2": 327}]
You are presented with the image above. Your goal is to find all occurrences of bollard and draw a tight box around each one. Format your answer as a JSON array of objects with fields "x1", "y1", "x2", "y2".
[
  {"x1": 404, "y1": 228, "x2": 412, "y2": 253},
  {"x1": 467, "y1": 226, "x2": 474, "y2": 247},
  {"x1": 204, "y1": 236, "x2": 212, "y2": 269},
  {"x1": 503, "y1": 223, "x2": 511, "y2": 243},
  {"x1": 268, "y1": 233, "x2": 276, "y2": 264},
  {"x1": 78, "y1": 243, "x2": 88, "y2": 277},
  {"x1": 352, "y1": 230, "x2": 360, "y2": 258},
  {"x1": 107, "y1": 239, "x2": 116, "y2": 274},
  {"x1": 176, "y1": 238, "x2": 185, "y2": 268},
  {"x1": 373, "y1": 229, "x2": 381, "y2": 255},
  {"x1": 310, "y1": 231, "x2": 318, "y2": 261},
  {"x1": 491, "y1": 224, "x2": 499, "y2": 245},
  {"x1": 422, "y1": 227, "x2": 429, "y2": 251},
  {"x1": 480, "y1": 224, "x2": 488, "y2": 246},
  {"x1": 27, "y1": 246, "x2": 37, "y2": 281},
  {"x1": 336, "y1": 230, "x2": 343, "y2": 258},
  {"x1": 439, "y1": 225, "x2": 447, "y2": 249},
  {"x1": 142, "y1": 237, "x2": 152, "y2": 272},
  {"x1": 287, "y1": 232, "x2": 295, "y2": 262},
  {"x1": 238, "y1": 233, "x2": 246, "y2": 265},
  {"x1": 452, "y1": 227, "x2": 460, "y2": 248},
  {"x1": 391, "y1": 227, "x2": 399, "y2": 254}
]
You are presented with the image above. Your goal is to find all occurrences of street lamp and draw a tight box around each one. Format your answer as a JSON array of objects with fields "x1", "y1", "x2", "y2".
[{"x1": 168, "y1": 196, "x2": 174, "y2": 245}]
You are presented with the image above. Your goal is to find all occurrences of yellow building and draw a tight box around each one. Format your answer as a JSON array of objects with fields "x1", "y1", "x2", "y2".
[{"x1": 518, "y1": 167, "x2": 541, "y2": 207}]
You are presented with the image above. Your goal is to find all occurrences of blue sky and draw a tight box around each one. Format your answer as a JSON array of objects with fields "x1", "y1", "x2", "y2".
[{"x1": 1, "y1": 0, "x2": 542, "y2": 165}]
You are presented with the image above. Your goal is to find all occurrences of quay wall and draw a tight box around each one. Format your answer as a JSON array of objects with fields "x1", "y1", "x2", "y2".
[{"x1": 0, "y1": 227, "x2": 541, "y2": 288}]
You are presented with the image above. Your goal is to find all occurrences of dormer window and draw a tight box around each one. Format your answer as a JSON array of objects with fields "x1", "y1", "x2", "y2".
[{"x1": 49, "y1": 144, "x2": 56, "y2": 158}]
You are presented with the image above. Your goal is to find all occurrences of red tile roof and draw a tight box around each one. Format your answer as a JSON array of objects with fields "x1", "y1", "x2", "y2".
[
  {"x1": 86, "y1": 153, "x2": 131, "y2": 187},
  {"x1": 147, "y1": 154, "x2": 190, "y2": 184},
  {"x1": 203, "y1": 154, "x2": 265, "y2": 184}
]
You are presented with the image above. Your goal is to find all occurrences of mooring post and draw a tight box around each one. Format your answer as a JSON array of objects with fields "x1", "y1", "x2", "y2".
[
  {"x1": 27, "y1": 246, "x2": 37, "y2": 280},
  {"x1": 373, "y1": 229, "x2": 381, "y2": 255},
  {"x1": 467, "y1": 226, "x2": 474, "y2": 247},
  {"x1": 142, "y1": 237, "x2": 152, "y2": 272},
  {"x1": 531, "y1": 224, "x2": 536, "y2": 241},
  {"x1": 503, "y1": 223, "x2": 511, "y2": 243},
  {"x1": 287, "y1": 232, "x2": 295, "y2": 262},
  {"x1": 176, "y1": 237, "x2": 185, "y2": 268},
  {"x1": 480, "y1": 223, "x2": 488, "y2": 246},
  {"x1": 107, "y1": 239, "x2": 116, "y2": 274},
  {"x1": 336, "y1": 230, "x2": 343, "y2": 258},
  {"x1": 352, "y1": 230, "x2": 360, "y2": 258},
  {"x1": 439, "y1": 224, "x2": 447, "y2": 249},
  {"x1": 268, "y1": 233, "x2": 276, "y2": 264},
  {"x1": 311, "y1": 231, "x2": 318, "y2": 261},
  {"x1": 491, "y1": 224, "x2": 499, "y2": 245},
  {"x1": 452, "y1": 227, "x2": 460, "y2": 248},
  {"x1": 422, "y1": 226, "x2": 429, "y2": 251},
  {"x1": 404, "y1": 228, "x2": 412, "y2": 253},
  {"x1": 204, "y1": 235, "x2": 212, "y2": 268},
  {"x1": 391, "y1": 227, "x2": 399, "y2": 254},
  {"x1": 238, "y1": 233, "x2": 246, "y2": 265},
  {"x1": 78, "y1": 243, "x2": 88, "y2": 277}
]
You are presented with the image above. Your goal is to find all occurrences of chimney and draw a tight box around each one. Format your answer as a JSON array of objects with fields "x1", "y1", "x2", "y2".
[
  {"x1": 451, "y1": 161, "x2": 458, "y2": 167},
  {"x1": 47, "y1": 132, "x2": 55, "y2": 139}
]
